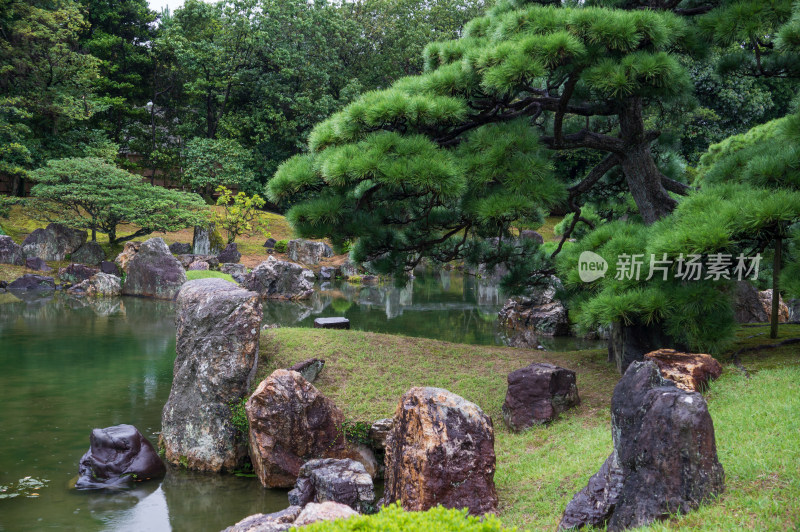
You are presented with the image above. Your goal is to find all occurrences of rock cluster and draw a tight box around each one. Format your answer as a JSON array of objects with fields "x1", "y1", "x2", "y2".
[
  {"x1": 68, "y1": 273, "x2": 122, "y2": 297},
  {"x1": 161, "y1": 278, "x2": 262, "y2": 472},
  {"x1": 502, "y1": 362, "x2": 580, "y2": 431},
  {"x1": 58, "y1": 263, "x2": 99, "y2": 284},
  {"x1": 558, "y1": 361, "x2": 725, "y2": 531},
  {"x1": 288, "y1": 358, "x2": 325, "y2": 383},
  {"x1": 499, "y1": 284, "x2": 570, "y2": 342},
  {"x1": 383, "y1": 387, "x2": 498, "y2": 515},
  {"x1": 75, "y1": 424, "x2": 165, "y2": 489},
  {"x1": 122, "y1": 238, "x2": 186, "y2": 299},
  {"x1": 242, "y1": 256, "x2": 314, "y2": 300}
]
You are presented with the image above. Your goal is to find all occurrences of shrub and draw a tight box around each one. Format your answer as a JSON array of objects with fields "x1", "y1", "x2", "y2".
[
  {"x1": 274, "y1": 239, "x2": 288, "y2": 253},
  {"x1": 299, "y1": 504, "x2": 515, "y2": 531}
]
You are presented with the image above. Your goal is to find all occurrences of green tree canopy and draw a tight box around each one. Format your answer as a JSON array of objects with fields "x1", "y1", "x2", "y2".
[{"x1": 30, "y1": 157, "x2": 207, "y2": 245}]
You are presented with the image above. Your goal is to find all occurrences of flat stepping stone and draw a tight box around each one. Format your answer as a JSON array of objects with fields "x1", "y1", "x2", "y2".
[{"x1": 314, "y1": 317, "x2": 350, "y2": 329}]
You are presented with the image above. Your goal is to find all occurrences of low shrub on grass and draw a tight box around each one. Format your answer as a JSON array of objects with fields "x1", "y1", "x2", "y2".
[
  {"x1": 274, "y1": 239, "x2": 288, "y2": 253},
  {"x1": 299, "y1": 504, "x2": 516, "y2": 531}
]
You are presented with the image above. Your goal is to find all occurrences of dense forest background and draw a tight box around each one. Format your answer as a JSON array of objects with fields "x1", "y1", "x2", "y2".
[{"x1": 1, "y1": 0, "x2": 796, "y2": 201}]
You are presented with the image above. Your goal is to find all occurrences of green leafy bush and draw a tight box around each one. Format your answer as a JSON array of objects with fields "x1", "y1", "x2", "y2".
[
  {"x1": 229, "y1": 397, "x2": 249, "y2": 443},
  {"x1": 274, "y1": 239, "x2": 288, "y2": 253},
  {"x1": 299, "y1": 503, "x2": 515, "y2": 531}
]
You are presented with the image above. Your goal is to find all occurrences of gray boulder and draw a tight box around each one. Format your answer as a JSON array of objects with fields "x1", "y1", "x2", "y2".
[
  {"x1": 21, "y1": 223, "x2": 86, "y2": 261},
  {"x1": 368, "y1": 418, "x2": 392, "y2": 450},
  {"x1": 242, "y1": 256, "x2": 314, "y2": 300},
  {"x1": 319, "y1": 266, "x2": 337, "y2": 281},
  {"x1": 221, "y1": 263, "x2": 248, "y2": 276},
  {"x1": 223, "y1": 506, "x2": 302, "y2": 532},
  {"x1": 288, "y1": 458, "x2": 375, "y2": 513},
  {"x1": 25, "y1": 256, "x2": 51, "y2": 271},
  {"x1": 8, "y1": 274, "x2": 55, "y2": 292},
  {"x1": 0, "y1": 235, "x2": 24, "y2": 265},
  {"x1": 161, "y1": 278, "x2": 262, "y2": 472},
  {"x1": 558, "y1": 361, "x2": 725, "y2": 531},
  {"x1": 288, "y1": 358, "x2": 325, "y2": 383},
  {"x1": 519, "y1": 230, "x2": 544, "y2": 244},
  {"x1": 169, "y1": 242, "x2": 192, "y2": 255},
  {"x1": 188, "y1": 260, "x2": 209, "y2": 271},
  {"x1": 99, "y1": 261, "x2": 120, "y2": 276},
  {"x1": 71, "y1": 241, "x2": 105, "y2": 265},
  {"x1": 287, "y1": 239, "x2": 333, "y2": 265},
  {"x1": 264, "y1": 237, "x2": 277, "y2": 249},
  {"x1": 217, "y1": 243, "x2": 241, "y2": 264},
  {"x1": 68, "y1": 273, "x2": 122, "y2": 297},
  {"x1": 122, "y1": 238, "x2": 186, "y2": 300}
]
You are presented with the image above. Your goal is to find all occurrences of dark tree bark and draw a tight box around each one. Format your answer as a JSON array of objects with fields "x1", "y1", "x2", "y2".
[{"x1": 618, "y1": 97, "x2": 676, "y2": 224}]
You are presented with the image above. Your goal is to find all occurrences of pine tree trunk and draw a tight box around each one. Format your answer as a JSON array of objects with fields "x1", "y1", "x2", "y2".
[{"x1": 618, "y1": 97, "x2": 677, "y2": 225}]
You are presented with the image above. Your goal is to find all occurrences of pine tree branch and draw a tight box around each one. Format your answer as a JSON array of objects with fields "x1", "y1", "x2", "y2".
[{"x1": 660, "y1": 176, "x2": 692, "y2": 196}]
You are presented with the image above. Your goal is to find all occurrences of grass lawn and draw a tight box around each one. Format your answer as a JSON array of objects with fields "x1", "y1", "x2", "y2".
[
  {"x1": 257, "y1": 325, "x2": 800, "y2": 531},
  {"x1": 185, "y1": 270, "x2": 235, "y2": 282}
]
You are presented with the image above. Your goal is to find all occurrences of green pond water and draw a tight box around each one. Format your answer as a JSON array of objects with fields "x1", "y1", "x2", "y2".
[{"x1": 0, "y1": 273, "x2": 601, "y2": 531}]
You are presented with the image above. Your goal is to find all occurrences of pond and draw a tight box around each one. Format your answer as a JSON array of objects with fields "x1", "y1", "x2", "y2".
[{"x1": 0, "y1": 273, "x2": 601, "y2": 531}]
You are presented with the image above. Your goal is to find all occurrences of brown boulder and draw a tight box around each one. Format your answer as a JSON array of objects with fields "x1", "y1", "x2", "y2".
[
  {"x1": 115, "y1": 241, "x2": 141, "y2": 273},
  {"x1": 502, "y1": 362, "x2": 580, "y2": 431},
  {"x1": 246, "y1": 370, "x2": 374, "y2": 488},
  {"x1": 758, "y1": 289, "x2": 790, "y2": 323},
  {"x1": 383, "y1": 387, "x2": 498, "y2": 515},
  {"x1": 644, "y1": 349, "x2": 722, "y2": 392}
]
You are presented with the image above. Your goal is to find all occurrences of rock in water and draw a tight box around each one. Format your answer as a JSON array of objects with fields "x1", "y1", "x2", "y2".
[
  {"x1": 0, "y1": 235, "x2": 24, "y2": 265},
  {"x1": 288, "y1": 458, "x2": 375, "y2": 513},
  {"x1": 122, "y1": 238, "x2": 186, "y2": 299},
  {"x1": 287, "y1": 239, "x2": 334, "y2": 265},
  {"x1": 502, "y1": 363, "x2": 580, "y2": 431},
  {"x1": 58, "y1": 263, "x2": 99, "y2": 284},
  {"x1": 8, "y1": 274, "x2": 55, "y2": 292},
  {"x1": 217, "y1": 243, "x2": 241, "y2": 264},
  {"x1": 161, "y1": 278, "x2": 262, "y2": 472},
  {"x1": 644, "y1": 349, "x2": 723, "y2": 392},
  {"x1": 246, "y1": 369, "x2": 375, "y2": 488},
  {"x1": 75, "y1": 424, "x2": 165, "y2": 489},
  {"x1": 21, "y1": 223, "x2": 86, "y2": 261},
  {"x1": 558, "y1": 361, "x2": 725, "y2": 531},
  {"x1": 71, "y1": 241, "x2": 106, "y2": 265},
  {"x1": 499, "y1": 285, "x2": 570, "y2": 337},
  {"x1": 313, "y1": 317, "x2": 350, "y2": 329},
  {"x1": 68, "y1": 273, "x2": 122, "y2": 297},
  {"x1": 383, "y1": 387, "x2": 498, "y2": 515},
  {"x1": 241, "y1": 256, "x2": 314, "y2": 300}
]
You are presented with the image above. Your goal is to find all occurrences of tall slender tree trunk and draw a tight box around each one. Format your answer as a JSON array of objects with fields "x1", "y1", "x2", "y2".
[
  {"x1": 618, "y1": 97, "x2": 676, "y2": 224},
  {"x1": 771, "y1": 237, "x2": 782, "y2": 339}
]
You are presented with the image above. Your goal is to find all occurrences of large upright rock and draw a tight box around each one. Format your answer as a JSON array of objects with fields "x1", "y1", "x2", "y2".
[
  {"x1": 287, "y1": 239, "x2": 333, "y2": 265},
  {"x1": 242, "y1": 256, "x2": 314, "y2": 300},
  {"x1": 75, "y1": 424, "x2": 166, "y2": 489},
  {"x1": 193, "y1": 223, "x2": 221, "y2": 255},
  {"x1": 246, "y1": 369, "x2": 374, "y2": 488},
  {"x1": 502, "y1": 362, "x2": 580, "y2": 431},
  {"x1": 21, "y1": 223, "x2": 86, "y2": 261},
  {"x1": 383, "y1": 387, "x2": 498, "y2": 516},
  {"x1": 217, "y1": 243, "x2": 241, "y2": 264},
  {"x1": 161, "y1": 278, "x2": 262, "y2": 472},
  {"x1": 122, "y1": 238, "x2": 186, "y2": 299},
  {"x1": 0, "y1": 235, "x2": 24, "y2": 265},
  {"x1": 558, "y1": 361, "x2": 725, "y2": 531}
]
